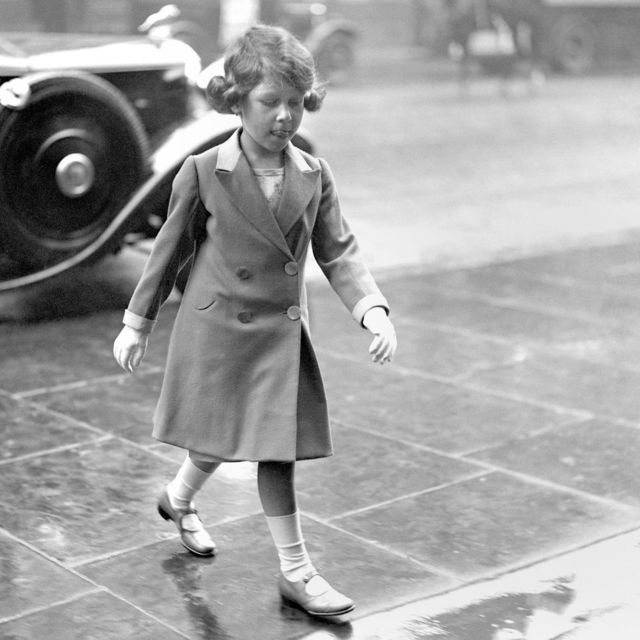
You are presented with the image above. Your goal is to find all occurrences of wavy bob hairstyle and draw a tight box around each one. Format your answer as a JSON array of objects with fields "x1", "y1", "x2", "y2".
[{"x1": 207, "y1": 24, "x2": 326, "y2": 114}]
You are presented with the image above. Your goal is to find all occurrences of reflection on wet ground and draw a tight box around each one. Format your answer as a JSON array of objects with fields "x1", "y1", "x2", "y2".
[{"x1": 312, "y1": 530, "x2": 640, "y2": 640}]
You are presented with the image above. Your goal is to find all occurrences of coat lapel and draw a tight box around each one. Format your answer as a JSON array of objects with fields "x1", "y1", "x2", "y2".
[
  {"x1": 214, "y1": 131, "x2": 320, "y2": 258},
  {"x1": 277, "y1": 144, "x2": 321, "y2": 238}
]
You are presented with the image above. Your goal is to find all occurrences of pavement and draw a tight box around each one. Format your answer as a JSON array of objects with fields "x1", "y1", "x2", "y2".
[{"x1": 3, "y1": 229, "x2": 640, "y2": 639}]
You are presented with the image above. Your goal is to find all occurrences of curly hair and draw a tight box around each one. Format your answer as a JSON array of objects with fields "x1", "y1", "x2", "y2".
[{"x1": 207, "y1": 24, "x2": 326, "y2": 114}]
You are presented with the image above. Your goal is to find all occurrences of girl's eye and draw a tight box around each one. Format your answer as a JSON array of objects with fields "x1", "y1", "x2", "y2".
[
  {"x1": 261, "y1": 99, "x2": 278, "y2": 107},
  {"x1": 289, "y1": 99, "x2": 302, "y2": 108}
]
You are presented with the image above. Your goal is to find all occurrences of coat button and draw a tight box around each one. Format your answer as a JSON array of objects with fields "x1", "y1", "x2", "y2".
[
  {"x1": 236, "y1": 267, "x2": 252, "y2": 280},
  {"x1": 286, "y1": 305, "x2": 301, "y2": 321},
  {"x1": 237, "y1": 311, "x2": 253, "y2": 323},
  {"x1": 284, "y1": 261, "x2": 298, "y2": 276}
]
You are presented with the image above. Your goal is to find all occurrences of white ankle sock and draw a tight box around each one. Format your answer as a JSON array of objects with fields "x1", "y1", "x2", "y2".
[
  {"x1": 167, "y1": 456, "x2": 217, "y2": 510},
  {"x1": 264, "y1": 511, "x2": 315, "y2": 582}
]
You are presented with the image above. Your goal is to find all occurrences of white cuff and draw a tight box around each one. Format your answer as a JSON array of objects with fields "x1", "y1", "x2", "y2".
[
  {"x1": 351, "y1": 294, "x2": 389, "y2": 326},
  {"x1": 123, "y1": 309, "x2": 156, "y2": 333}
]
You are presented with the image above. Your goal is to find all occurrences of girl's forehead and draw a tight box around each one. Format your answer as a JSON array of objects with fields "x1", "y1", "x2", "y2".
[{"x1": 252, "y1": 75, "x2": 303, "y2": 95}]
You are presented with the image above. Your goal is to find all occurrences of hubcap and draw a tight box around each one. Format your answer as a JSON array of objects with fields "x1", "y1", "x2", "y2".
[{"x1": 55, "y1": 153, "x2": 95, "y2": 198}]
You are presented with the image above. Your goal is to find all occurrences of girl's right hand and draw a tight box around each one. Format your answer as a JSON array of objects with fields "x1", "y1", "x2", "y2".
[{"x1": 113, "y1": 325, "x2": 149, "y2": 373}]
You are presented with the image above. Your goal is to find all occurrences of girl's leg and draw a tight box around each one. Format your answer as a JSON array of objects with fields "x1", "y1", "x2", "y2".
[
  {"x1": 158, "y1": 452, "x2": 219, "y2": 556},
  {"x1": 257, "y1": 461, "x2": 314, "y2": 581},
  {"x1": 257, "y1": 461, "x2": 354, "y2": 617},
  {"x1": 167, "y1": 454, "x2": 220, "y2": 509}
]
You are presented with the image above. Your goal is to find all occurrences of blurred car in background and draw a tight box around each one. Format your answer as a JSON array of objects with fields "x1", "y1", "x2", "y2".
[
  {"x1": 1, "y1": 0, "x2": 357, "y2": 81},
  {"x1": 0, "y1": 17, "x2": 313, "y2": 291},
  {"x1": 443, "y1": 0, "x2": 640, "y2": 75}
]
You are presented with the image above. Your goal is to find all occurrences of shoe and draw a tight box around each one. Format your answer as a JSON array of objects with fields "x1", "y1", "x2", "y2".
[
  {"x1": 157, "y1": 489, "x2": 216, "y2": 557},
  {"x1": 278, "y1": 570, "x2": 355, "y2": 617}
]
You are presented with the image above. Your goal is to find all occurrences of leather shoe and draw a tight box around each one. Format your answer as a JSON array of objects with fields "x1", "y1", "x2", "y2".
[
  {"x1": 157, "y1": 489, "x2": 216, "y2": 557},
  {"x1": 278, "y1": 570, "x2": 355, "y2": 617}
]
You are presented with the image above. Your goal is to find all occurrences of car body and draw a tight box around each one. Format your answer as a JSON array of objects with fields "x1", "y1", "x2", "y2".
[
  {"x1": 0, "y1": 27, "x2": 313, "y2": 291},
  {"x1": 443, "y1": 0, "x2": 640, "y2": 74}
]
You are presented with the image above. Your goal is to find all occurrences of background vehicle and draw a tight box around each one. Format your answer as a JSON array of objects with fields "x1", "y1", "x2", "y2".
[
  {"x1": 1, "y1": 1, "x2": 357, "y2": 82},
  {"x1": 0, "y1": 22, "x2": 313, "y2": 291},
  {"x1": 443, "y1": 0, "x2": 640, "y2": 75},
  {"x1": 540, "y1": 0, "x2": 640, "y2": 74}
]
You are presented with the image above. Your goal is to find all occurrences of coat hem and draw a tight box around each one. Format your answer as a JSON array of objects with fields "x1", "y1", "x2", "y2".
[{"x1": 154, "y1": 437, "x2": 334, "y2": 463}]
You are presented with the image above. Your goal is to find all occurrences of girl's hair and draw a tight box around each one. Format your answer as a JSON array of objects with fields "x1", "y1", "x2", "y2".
[{"x1": 207, "y1": 24, "x2": 326, "y2": 114}]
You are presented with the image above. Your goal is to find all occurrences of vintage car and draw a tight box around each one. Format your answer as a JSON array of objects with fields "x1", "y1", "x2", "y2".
[{"x1": 0, "y1": 26, "x2": 313, "y2": 291}]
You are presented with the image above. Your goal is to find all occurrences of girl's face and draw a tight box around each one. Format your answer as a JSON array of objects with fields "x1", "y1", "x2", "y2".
[{"x1": 238, "y1": 76, "x2": 306, "y2": 166}]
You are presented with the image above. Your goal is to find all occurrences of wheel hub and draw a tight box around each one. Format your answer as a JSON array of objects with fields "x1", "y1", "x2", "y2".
[{"x1": 55, "y1": 153, "x2": 95, "y2": 198}]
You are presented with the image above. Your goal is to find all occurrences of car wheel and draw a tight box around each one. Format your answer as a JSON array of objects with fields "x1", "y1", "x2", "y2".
[
  {"x1": 549, "y1": 13, "x2": 597, "y2": 74},
  {"x1": 0, "y1": 72, "x2": 149, "y2": 269}
]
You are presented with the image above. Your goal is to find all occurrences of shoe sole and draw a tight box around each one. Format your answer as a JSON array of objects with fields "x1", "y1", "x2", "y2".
[
  {"x1": 157, "y1": 503, "x2": 216, "y2": 557},
  {"x1": 280, "y1": 592, "x2": 355, "y2": 617}
]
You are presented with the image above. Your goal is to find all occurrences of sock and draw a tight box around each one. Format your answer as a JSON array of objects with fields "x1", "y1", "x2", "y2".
[
  {"x1": 264, "y1": 511, "x2": 315, "y2": 582},
  {"x1": 166, "y1": 455, "x2": 218, "y2": 510}
]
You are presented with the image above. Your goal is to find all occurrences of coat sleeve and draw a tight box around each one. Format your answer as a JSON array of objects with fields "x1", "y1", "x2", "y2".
[
  {"x1": 122, "y1": 155, "x2": 207, "y2": 333},
  {"x1": 312, "y1": 158, "x2": 389, "y2": 325}
]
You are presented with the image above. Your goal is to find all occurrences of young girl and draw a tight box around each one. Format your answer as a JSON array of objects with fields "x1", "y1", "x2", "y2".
[{"x1": 113, "y1": 24, "x2": 397, "y2": 618}]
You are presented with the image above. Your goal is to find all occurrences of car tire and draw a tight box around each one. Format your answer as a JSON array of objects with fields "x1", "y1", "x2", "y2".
[
  {"x1": 0, "y1": 71, "x2": 149, "y2": 269},
  {"x1": 549, "y1": 13, "x2": 597, "y2": 74}
]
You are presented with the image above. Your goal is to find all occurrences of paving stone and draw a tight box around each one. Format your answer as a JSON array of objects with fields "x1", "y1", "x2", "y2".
[
  {"x1": 31, "y1": 370, "x2": 164, "y2": 445},
  {"x1": 0, "y1": 304, "x2": 177, "y2": 395},
  {"x1": 0, "y1": 533, "x2": 94, "y2": 623},
  {"x1": 420, "y1": 264, "x2": 640, "y2": 328},
  {"x1": 81, "y1": 514, "x2": 449, "y2": 639},
  {"x1": 508, "y1": 241, "x2": 640, "y2": 288},
  {"x1": 552, "y1": 332, "x2": 640, "y2": 371},
  {"x1": 0, "y1": 395, "x2": 103, "y2": 462},
  {"x1": 316, "y1": 354, "x2": 580, "y2": 455},
  {"x1": 334, "y1": 472, "x2": 640, "y2": 580},
  {"x1": 385, "y1": 319, "x2": 525, "y2": 379},
  {"x1": 466, "y1": 353, "x2": 640, "y2": 421},
  {"x1": 382, "y1": 285, "x2": 607, "y2": 348},
  {"x1": 0, "y1": 315, "x2": 120, "y2": 394},
  {"x1": 0, "y1": 439, "x2": 260, "y2": 565},
  {"x1": 468, "y1": 419, "x2": 640, "y2": 507},
  {"x1": 0, "y1": 590, "x2": 184, "y2": 639},
  {"x1": 296, "y1": 424, "x2": 480, "y2": 519}
]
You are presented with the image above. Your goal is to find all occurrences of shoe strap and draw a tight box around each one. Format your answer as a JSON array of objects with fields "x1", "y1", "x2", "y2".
[
  {"x1": 302, "y1": 570, "x2": 320, "y2": 584},
  {"x1": 180, "y1": 512, "x2": 205, "y2": 532}
]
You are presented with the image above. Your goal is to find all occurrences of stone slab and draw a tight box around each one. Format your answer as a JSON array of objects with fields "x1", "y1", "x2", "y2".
[
  {"x1": 0, "y1": 533, "x2": 94, "y2": 623},
  {"x1": 81, "y1": 514, "x2": 450, "y2": 640},
  {"x1": 334, "y1": 472, "x2": 640, "y2": 580}
]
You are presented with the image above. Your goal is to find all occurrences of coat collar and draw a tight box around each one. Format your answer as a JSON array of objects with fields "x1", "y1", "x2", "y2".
[
  {"x1": 216, "y1": 128, "x2": 314, "y2": 174},
  {"x1": 215, "y1": 130, "x2": 320, "y2": 258}
]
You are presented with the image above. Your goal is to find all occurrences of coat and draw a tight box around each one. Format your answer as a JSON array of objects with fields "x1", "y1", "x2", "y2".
[{"x1": 123, "y1": 130, "x2": 388, "y2": 462}]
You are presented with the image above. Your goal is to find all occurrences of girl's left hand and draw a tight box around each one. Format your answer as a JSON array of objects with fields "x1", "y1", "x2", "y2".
[{"x1": 363, "y1": 307, "x2": 397, "y2": 365}]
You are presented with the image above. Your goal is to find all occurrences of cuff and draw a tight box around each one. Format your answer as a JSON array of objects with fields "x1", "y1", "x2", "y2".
[
  {"x1": 123, "y1": 309, "x2": 156, "y2": 334},
  {"x1": 351, "y1": 293, "x2": 389, "y2": 326}
]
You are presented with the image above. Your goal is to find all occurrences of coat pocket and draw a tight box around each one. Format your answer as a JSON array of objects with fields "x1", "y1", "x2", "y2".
[{"x1": 194, "y1": 297, "x2": 217, "y2": 311}]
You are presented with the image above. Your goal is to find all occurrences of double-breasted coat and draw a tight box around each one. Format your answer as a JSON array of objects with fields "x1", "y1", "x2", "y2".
[{"x1": 123, "y1": 130, "x2": 388, "y2": 462}]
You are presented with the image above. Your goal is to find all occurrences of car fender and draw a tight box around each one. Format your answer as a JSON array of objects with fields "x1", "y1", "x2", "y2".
[
  {"x1": 303, "y1": 19, "x2": 358, "y2": 56},
  {"x1": 0, "y1": 111, "x2": 315, "y2": 291},
  {"x1": 0, "y1": 111, "x2": 237, "y2": 291}
]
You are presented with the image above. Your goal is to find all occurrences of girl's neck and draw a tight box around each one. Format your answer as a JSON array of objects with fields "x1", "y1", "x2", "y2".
[{"x1": 239, "y1": 131, "x2": 285, "y2": 170}]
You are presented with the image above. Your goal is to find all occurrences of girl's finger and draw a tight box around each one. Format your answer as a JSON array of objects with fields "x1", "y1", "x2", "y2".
[{"x1": 369, "y1": 335, "x2": 383, "y2": 355}]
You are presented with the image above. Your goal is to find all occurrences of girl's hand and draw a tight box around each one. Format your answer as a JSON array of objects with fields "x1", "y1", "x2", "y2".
[
  {"x1": 363, "y1": 307, "x2": 397, "y2": 365},
  {"x1": 113, "y1": 325, "x2": 149, "y2": 373}
]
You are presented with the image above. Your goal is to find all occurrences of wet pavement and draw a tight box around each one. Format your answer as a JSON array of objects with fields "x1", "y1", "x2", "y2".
[{"x1": 3, "y1": 233, "x2": 640, "y2": 639}]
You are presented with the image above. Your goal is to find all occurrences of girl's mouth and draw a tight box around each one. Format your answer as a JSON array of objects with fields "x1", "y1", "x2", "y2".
[{"x1": 271, "y1": 130, "x2": 291, "y2": 138}]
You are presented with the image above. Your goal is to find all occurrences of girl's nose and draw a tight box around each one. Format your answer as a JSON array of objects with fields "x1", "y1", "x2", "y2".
[{"x1": 277, "y1": 106, "x2": 292, "y2": 121}]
